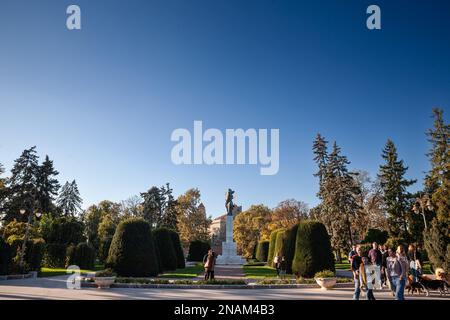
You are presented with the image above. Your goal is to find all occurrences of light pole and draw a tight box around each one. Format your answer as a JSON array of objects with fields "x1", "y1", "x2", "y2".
[
  {"x1": 412, "y1": 194, "x2": 433, "y2": 230},
  {"x1": 18, "y1": 207, "x2": 41, "y2": 273}
]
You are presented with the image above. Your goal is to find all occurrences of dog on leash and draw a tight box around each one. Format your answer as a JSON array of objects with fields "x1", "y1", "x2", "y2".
[
  {"x1": 406, "y1": 274, "x2": 425, "y2": 295},
  {"x1": 417, "y1": 275, "x2": 448, "y2": 297}
]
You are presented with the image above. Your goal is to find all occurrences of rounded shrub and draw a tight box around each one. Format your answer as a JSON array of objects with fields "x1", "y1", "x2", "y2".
[
  {"x1": 255, "y1": 240, "x2": 269, "y2": 262},
  {"x1": 66, "y1": 242, "x2": 96, "y2": 269},
  {"x1": 363, "y1": 228, "x2": 388, "y2": 245},
  {"x1": 0, "y1": 237, "x2": 12, "y2": 275},
  {"x1": 153, "y1": 228, "x2": 178, "y2": 272},
  {"x1": 384, "y1": 237, "x2": 409, "y2": 252},
  {"x1": 187, "y1": 240, "x2": 210, "y2": 262},
  {"x1": 292, "y1": 221, "x2": 334, "y2": 278},
  {"x1": 285, "y1": 223, "x2": 299, "y2": 274},
  {"x1": 169, "y1": 231, "x2": 185, "y2": 269},
  {"x1": 267, "y1": 229, "x2": 284, "y2": 267},
  {"x1": 107, "y1": 218, "x2": 159, "y2": 277}
]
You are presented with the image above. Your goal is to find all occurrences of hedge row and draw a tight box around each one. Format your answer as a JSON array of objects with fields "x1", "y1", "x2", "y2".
[
  {"x1": 106, "y1": 218, "x2": 186, "y2": 277},
  {"x1": 255, "y1": 240, "x2": 269, "y2": 262},
  {"x1": 187, "y1": 240, "x2": 210, "y2": 262}
]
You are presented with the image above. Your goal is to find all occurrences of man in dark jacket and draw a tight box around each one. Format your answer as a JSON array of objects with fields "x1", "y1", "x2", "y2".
[
  {"x1": 351, "y1": 245, "x2": 363, "y2": 300},
  {"x1": 368, "y1": 242, "x2": 382, "y2": 266}
]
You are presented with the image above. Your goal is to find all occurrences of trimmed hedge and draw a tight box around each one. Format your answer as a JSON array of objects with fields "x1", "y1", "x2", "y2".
[
  {"x1": 292, "y1": 221, "x2": 334, "y2": 278},
  {"x1": 153, "y1": 228, "x2": 178, "y2": 272},
  {"x1": 0, "y1": 237, "x2": 12, "y2": 275},
  {"x1": 285, "y1": 224, "x2": 299, "y2": 274},
  {"x1": 169, "y1": 231, "x2": 185, "y2": 269},
  {"x1": 66, "y1": 242, "x2": 96, "y2": 269},
  {"x1": 255, "y1": 240, "x2": 269, "y2": 262},
  {"x1": 274, "y1": 230, "x2": 288, "y2": 259},
  {"x1": 187, "y1": 240, "x2": 210, "y2": 262},
  {"x1": 363, "y1": 229, "x2": 388, "y2": 245},
  {"x1": 107, "y1": 218, "x2": 159, "y2": 277},
  {"x1": 267, "y1": 229, "x2": 284, "y2": 267}
]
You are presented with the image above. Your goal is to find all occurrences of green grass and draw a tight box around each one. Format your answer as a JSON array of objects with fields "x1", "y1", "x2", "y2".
[
  {"x1": 335, "y1": 262, "x2": 351, "y2": 270},
  {"x1": 39, "y1": 263, "x2": 104, "y2": 277},
  {"x1": 243, "y1": 265, "x2": 285, "y2": 279},
  {"x1": 160, "y1": 263, "x2": 204, "y2": 279}
]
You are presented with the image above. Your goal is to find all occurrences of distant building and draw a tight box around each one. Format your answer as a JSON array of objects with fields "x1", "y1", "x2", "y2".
[{"x1": 209, "y1": 206, "x2": 242, "y2": 255}]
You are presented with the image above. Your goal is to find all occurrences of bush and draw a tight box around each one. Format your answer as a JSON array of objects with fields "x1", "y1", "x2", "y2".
[
  {"x1": 285, "y1": 224, "x2": 299, "y2": 274},
  {"x1": 107, "y1": 218, "x2": 159, "y2": 277},
  {"x1": 169, "y1": 231, "x2": 185, "y2": 269},
  {"x1": 314, "y1": 270, "x2": 335, "y2": 279},
  {"x1": 267, "y1": 229, "x2": 283, "y2": 267},
  {"x1": 44, "y1": 243, "x2": 68, "y2": 268},
  {"x1": 0, "y1": 237, "x2": 12, "y2": 275},
  {"x1": 255, "y1": 240, "x2": 269, "y2": 262},
  {"x1": 292, "y1": 221, "x2": 334, "y2": 278},
  {"x1": 66, "y1": 242, "x2": 96, "y2": 269},
  {"x1": 423, "y1": 219, "x2": 450, "y2": 273},
  {"x1": 363, "y1": 229, "x2": 388, "y2": 245},
  {"x1": 153, "y1": 228, "x2": 178, "y2": 272},
  {"x1": 274, "y1": 230, "x2": 288, "y2": 260},
  {"x1": 6, "y1": 236, "x2": 45, "y2": 272},
  {"x1": 187, "y1": 240, "x2": 210, "y2": 262},
  {"x1": 95, "y1": 268, "x2": 116, "y2": 277},
  {"x1": 42, "y1": 216, "x2": 84, "y2": 245}
]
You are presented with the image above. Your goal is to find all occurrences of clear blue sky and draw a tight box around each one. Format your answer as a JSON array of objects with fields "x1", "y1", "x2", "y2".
[{"x1": 1, "y1": 0, "x2": 449, "y2": 218}]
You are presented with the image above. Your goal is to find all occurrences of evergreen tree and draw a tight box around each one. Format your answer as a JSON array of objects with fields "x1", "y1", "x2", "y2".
[
  {"x1": 5, "y1": 147, "x2": 40, "y2": 221},
  {"x1": 57, "y1": 180, "x2": 82, "y2": 216},
  {"x1": 313, "y1": 133, "x2": 329, "y2": 199},
  {"x1": 0, "y1": 163, "x2": 6, "y2": 213},
  {"x1": 36, "y1": 155, "x2": 60, "y2": 215},
  {"x1": 425, "y1": 108, "x2": 450, "y2": 224},
  {"x1": 160, "y1": 183, "x2": 178, "y2": 230},
  {"x1": 378, "y1": 140, "x2": 416, "y2": 238},
  {"x1": 141, "y1": 186, "x2": 164, "y2": 228},
  {"x1": 322, "y1": 142, "x2": 361, "y2": 253}
]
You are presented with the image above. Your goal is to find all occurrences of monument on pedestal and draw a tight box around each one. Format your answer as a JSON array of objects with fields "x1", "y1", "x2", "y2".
[{"x1": 215, "y1": 189, "x2": 246, "y2": 265}]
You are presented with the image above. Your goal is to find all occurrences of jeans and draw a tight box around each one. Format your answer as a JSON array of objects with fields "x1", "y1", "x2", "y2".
[
  {"x1": 391, "y1": 276, "x2": 405, "y2": 300},
  {"x1": 353, "y1": 277, "x2": 361, "y2": 300}
]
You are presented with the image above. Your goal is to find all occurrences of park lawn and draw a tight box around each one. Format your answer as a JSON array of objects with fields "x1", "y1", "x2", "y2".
[
  {"x1": 335, "y1": 262, "x2": 351, "y2": 270},
  {"x1": 160, "y1": 263, "x2": 204, "y2": 279},
  {"x1": 243, "y1": 265, "x2": 288, "y2": 279},
  {"x1": 39, "y1": 263, "x2": 104, "y2": 277}
]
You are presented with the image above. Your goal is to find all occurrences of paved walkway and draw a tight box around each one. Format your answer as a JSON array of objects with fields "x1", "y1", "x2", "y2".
[
  {"x1": 196, "y1": 265, "x2": 245, "y2": 280},
  {"x1": 0, "y1": 275, "x2": 448, "y2": 300}
]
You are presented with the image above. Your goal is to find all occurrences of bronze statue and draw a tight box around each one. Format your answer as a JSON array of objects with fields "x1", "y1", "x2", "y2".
[{"x1": 225, "y1": 188, "x2": 234, "y2": 216}]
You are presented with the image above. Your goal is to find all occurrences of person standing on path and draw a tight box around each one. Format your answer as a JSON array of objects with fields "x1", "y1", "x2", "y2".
[
  {"x1": 396, "y1": 245, "x2": 409, "y2": 300},
  {"x1": 203, "y1": 249, "x2": 216, "y2": 281}
]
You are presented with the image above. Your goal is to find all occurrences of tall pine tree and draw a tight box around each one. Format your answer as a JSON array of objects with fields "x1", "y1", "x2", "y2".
[
  {"x1": 378, "y1": 140, "x2": 416, "y2": 238},
  {"x1": 5, "y1": 146, "x2": 40, "y2": 221},
  {"x1": 425, "y1": 108, "x2": 450, "y2": 224},
  {"x1": 57, "y1": 180, "x2": 82, "y2": 216},
  {"x1": 37, "y1": 155, "x2": 60, "y2": 215}
]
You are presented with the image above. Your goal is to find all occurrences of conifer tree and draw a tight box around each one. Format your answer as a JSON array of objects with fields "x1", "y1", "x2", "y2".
[
  {"x1": 378, "y1": 140, "x2": 416, "y2": 238},
  {"x1": 37, "y1": 155, "x2": 60, "y2": 214},
  {"x1": 5, "y1": 146, "x2": 40, "y2": 221},
  {"x1": 57, "y1": 180, "x2": 82, "y2": 216}
]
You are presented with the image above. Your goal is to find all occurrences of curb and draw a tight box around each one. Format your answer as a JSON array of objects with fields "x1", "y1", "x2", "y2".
[
  {"x1": 81, "y1": 282, "x2": 355, "y2": 290},
  {"x1": 0, "y1": 273, "x2": 34, "y2": 281}
]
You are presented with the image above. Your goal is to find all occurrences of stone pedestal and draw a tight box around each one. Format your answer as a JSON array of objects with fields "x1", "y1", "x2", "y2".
[{"x1": 215, "y1": 215, "x2": 246, "y2": 265}]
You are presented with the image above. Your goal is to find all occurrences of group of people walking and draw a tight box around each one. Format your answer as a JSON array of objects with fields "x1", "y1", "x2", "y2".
[{"x1": 349, "y1": 242, "x2": 423, "y2": 300}]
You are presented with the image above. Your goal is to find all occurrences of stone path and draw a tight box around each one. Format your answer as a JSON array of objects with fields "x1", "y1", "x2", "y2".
[
  {"x1": 1, "y1": 275, "x2": 449, "y2": 300},
  {"x1": 196, "y1": 265, "x2": 245, "y2": 280}
]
